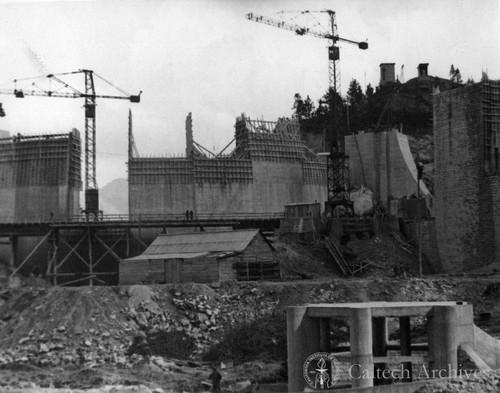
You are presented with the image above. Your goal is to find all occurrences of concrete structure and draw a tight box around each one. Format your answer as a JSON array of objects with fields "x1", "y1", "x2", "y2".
[
  {"x1": 380, "y1": 63, "x2": 396, "y2": 86},
  {"x1": 128, "y1": 114, "x2": 327, "y2": 216},
  {"x1": 434, "y1": 81, "x2": 500, "y2": 272},
  {"x1": 279, "y1": 202, "x2": 322, "y2": 240},
  {"x1": 0, "y1": 130, "x2": 81, "y2": 221},
  {"x1": 345, "y1": 129, "x2": 430, "y2": 204},
  {"x1": 287, "y1": 301, "x2": 499, "y2": 392},
  {"x1": 417, "y1": 63, "x2": 429, "y2": 77},
  {"x1": 120, "y1": 229, "x2": 276, "y2": 284}
]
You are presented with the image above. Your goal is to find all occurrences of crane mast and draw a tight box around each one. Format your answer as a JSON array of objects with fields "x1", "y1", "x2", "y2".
[
  {"x1": 0, "y1": 69, "x2": 141, "y2": 218},
  {"x1": 246, "y1": 10, "x2": 368, "y2": 214}
]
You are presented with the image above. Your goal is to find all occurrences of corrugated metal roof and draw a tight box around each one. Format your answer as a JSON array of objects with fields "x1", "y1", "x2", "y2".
[
  {"x1": 124, "y1": 252, "x2": 209, "y2": 261},
  {"x1": 136, "y1": 229, "x2": 261, "y2": 257}
]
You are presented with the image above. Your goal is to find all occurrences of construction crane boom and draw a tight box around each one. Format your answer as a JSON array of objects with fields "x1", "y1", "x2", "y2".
[
  {"x1": 0, "y1": 69, "x2": 141, "y2": 217},
  {"x1": 246, "y1": 12, "x2": 368, "y2": 49},
  {"x1": 0, "y1": 88, "x2": 140, "y2": 101},
  {"x1": 247, "y1": 10, "x2": 368, "y2": 214}
]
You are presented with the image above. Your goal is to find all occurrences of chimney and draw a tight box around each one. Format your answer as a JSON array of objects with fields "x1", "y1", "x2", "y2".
[
  {"x1": 379, "y1": 63, "x2": 396, "y2": 86},
  {"x1": 417, "y1": 63, "x2": 429, "y2": 77}
]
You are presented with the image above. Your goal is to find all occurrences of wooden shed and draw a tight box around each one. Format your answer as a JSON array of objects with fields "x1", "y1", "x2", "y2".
[{"x1": 119, "y1": 229, "x2": 277, "y2": 284}]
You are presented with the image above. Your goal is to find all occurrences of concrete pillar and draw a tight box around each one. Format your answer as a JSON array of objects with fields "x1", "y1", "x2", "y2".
[
  {"x1": 372, "y1": 316, "x2": 388, "y2": 385},
  {"x1": 399, "y1": 316, "x2": 412, "y2": 382},
  {"x1": 287, "y1": 306, "x2": 320, "y2": 392},
  {"x1": 428, "y1": 306, "x2": 458, "y2": 377},
  {"x1": 349, "y1": 307, "x2": 373, "y2": 388}
]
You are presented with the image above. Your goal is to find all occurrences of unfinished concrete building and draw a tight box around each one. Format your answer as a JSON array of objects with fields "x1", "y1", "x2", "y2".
[
  {"x1": 287, "y1": 302, "x2": 499, "y2": 391},
  {"x1": 345, "y1": 129, "x2": 430, "y2": 203},
  {"x1": 0, "y1": 130, "x2": 81, "y2": 221},
  {"x1": 128, "y1": 113, "x2": 327, "y2": 215},
  {"x1": 434, "y1": 80, "x2": 500, "y2": 272}
]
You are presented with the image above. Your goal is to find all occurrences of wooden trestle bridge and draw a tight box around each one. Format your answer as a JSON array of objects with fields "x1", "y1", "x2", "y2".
[{"x1": 0, "y1": 213, "x2": 282, "y2": 286}]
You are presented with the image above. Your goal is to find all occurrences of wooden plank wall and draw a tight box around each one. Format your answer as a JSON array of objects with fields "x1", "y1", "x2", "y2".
[
  {"x1": 119, "y1": 259, "x2": 165, "y2": 284},
  {"x1": 219, "y1": 256, "x2": 238, "y2": 281},
  {"x1": 181, "y1": 257, "x2": 219, "y2": 283}
]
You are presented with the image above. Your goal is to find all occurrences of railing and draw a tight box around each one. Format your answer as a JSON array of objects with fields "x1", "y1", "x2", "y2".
[{"x1": 0, "y1": 212, "x2": 285, "y2": 225}]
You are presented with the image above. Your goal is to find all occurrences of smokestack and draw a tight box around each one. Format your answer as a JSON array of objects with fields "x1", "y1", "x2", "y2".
[
  {"x1": 379, "y1": 63, "x2": 396, "y2": 86},
  {"x1": 418, "y1": 63, "x2": 429, "y2": 77}
]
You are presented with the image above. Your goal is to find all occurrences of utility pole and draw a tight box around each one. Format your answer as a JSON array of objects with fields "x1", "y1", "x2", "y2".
[{"x1": 417, "y1": 161, "x2": 424, "y2": 277}]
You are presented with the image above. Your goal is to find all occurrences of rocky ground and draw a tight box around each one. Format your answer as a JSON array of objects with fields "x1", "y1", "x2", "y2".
[{"x1": 0, "y1": 235, "x2": 499, "y2": 392}]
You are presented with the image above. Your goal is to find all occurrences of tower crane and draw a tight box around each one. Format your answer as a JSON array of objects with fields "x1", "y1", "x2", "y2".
[
  {"x1": 246, "y1": 11, "x2": 368, "y2": 213},
  {"x1": 0, "y1": 69, "x2": 141, "y2": 217}
]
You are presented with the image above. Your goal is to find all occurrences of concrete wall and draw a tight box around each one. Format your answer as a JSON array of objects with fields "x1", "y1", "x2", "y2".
[
  {"x1": 129, "y1": 159, "x2": 327, "y2": 215},
  {"x1": 0, "y1": 132, "x2": 81, "y2": 222},
  {"x1": 346, "y1": 130, "x2": 429, "y2": 204},
  {"x1": 433, "y1": 83, "x2": 500, "y2": 272}
]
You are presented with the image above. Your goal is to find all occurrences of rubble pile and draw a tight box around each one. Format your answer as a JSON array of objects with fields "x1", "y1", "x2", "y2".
[
  {"x1": 0, "y1": 284, "x2": 284, "y2": 368},
  {"x1": 416, "y1": 369, "x2": 500, "y2": 393}
]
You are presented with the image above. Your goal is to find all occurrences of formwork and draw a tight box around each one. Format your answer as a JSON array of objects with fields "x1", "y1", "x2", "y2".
[
  {"x1": 128, "y1": 114, "x2": 327, "y2": 215},
  {"x1": 0, "y1": 130, "x2": 81, "y2": 221}
]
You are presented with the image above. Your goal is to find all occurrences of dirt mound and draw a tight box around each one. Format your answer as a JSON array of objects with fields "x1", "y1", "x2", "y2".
[
  {"x1": 346, "y1": 233, "x2": 422, "y2": 277},
  {"x1": 275, "y1": 236, "x2": 337, "y2": 279}
]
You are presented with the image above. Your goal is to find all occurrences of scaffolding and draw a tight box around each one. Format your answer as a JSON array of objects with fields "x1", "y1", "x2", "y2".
[
  {"x1": 0, "y1": 131, "x2": 81, "y2": 188},
  {"x1": 482, "y1": 81, "x2": 500, "y2": 174},
  {"x1": 233, "y1": 114, "x2": 306, "y2": 161}
]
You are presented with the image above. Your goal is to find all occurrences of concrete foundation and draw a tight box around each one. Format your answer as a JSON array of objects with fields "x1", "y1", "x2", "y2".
[{"x1": 286, "y1": 301, "x2": 492, "y2": 392}]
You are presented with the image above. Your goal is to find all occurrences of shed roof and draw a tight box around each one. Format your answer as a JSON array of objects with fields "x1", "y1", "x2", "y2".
[{"x1": 124, "y1": 229, "x2": 266, "y2": 261}]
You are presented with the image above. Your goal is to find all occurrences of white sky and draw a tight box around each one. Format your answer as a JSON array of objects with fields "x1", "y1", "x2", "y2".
[{"x1": 0, "y1": 0, "x2": 499, "y2": 187}]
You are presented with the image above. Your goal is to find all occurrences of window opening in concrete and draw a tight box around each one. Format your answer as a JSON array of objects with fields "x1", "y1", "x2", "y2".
[
  {"x1": 385, "y1": 316, "x2": 429, "y2": 384},
  {"x1": 328, "y1": 317, "x2": 352, "y2": 389}
]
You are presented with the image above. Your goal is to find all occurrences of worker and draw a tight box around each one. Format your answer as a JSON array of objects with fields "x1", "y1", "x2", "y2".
[
  {"x1": 209, "y1": 365, "x2": 222, "y2": 393},
  {"x1": 185, "y1": 210, "x2": 190, "y2": 220},
  {"x1": 189, "y1": 210, "x2": 194, "y2": 220}
]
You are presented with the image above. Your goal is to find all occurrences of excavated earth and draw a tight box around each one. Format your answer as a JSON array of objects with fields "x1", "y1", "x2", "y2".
[{"x1": 0, "y1": 236, "x2": 499, "y2": 392}]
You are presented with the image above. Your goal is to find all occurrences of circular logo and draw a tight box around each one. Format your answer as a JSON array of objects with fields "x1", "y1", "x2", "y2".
[{"x1": 303, "y1": 352, "x2": 340, "y2": 389}]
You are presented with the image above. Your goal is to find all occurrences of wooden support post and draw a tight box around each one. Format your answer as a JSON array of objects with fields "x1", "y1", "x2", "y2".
[
  {"x1": 9, "y1": 231, "x2": 52, "y2": 279},
  {"x1": 46, "y1": 230, "x2": 59, "y2": 285},
  {"x1": 57, "y1": 233, "x2": 90, "y2": 269},
  {"x1": 88, "y1": 228, "x2": 93, "y2": 287},
  {"x1": 9, "y1": 236, "x2": 17, "y2": 269},
  {"x1": 92, "y1": 232, "x2": 123, "y2": 265},
  {"x1": 125, "y1": 228, "x2": 130, "y2": 258}
]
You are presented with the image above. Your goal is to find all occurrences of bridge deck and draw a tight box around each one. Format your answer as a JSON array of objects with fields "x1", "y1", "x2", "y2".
[{"x1": 0, "y1": 213, "x2": 283, "y2": 236}]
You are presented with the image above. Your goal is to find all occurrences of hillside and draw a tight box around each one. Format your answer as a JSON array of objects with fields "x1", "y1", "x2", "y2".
[{"x1": 99, "y1": 178, "x2": 128, "y2": 215}]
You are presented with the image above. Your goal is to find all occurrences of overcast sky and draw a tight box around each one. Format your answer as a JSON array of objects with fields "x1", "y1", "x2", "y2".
[{"x1": 0, "y1": 0, "x2": 499, "y2": 187}]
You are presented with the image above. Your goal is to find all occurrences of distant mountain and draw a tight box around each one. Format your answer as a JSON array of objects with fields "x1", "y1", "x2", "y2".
[{"x1": 100, "y1": 178, "x2": 128, "y2": 215}]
